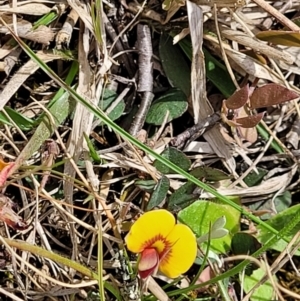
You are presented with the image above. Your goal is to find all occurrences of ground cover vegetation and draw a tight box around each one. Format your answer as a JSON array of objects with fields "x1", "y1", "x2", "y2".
[{"x1": 0, "y1": 0, "x2": 300, "y2": 300}]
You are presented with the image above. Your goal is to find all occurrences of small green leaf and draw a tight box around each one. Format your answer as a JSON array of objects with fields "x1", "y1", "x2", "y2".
[
  {"x1": 231, "y1": 233, "x2": 261, "y2": 256},
  {"x1": 146, "y1": 88, "x2": 188, "y2": 126},
  {"x1": 168, "y1": 182, "x2": 197, "y2": 211},
  {"x1": 190, "y1": 166, "x2": 230, "y2": 181},
  {"x1": 231, "y1": 232, "x2": 261, "y2": 275},
  {"x1": 210, "y1": 228, "x2": 228, "y2": 240},
  {"x1": 212, "y1": 216, "x2": 227, "y2": 230},
  {"x1": 83, "y1": 132, "x2": 101, "y2": 163},
  {"x1": 257, "y1": 204, "x2": 300, "y2": 255},
  {"x1": 153, "y1": 147, "x2": 191, "y2": 174},
  {"x1": 159, "y1": 34, "x2": 191, "y2": 97},
  {"x1": 243, "y1": 268, "x2": 276, "y2": 301},
  {"x1": 99, "y1": 89, "x2": 125, "y2": 122},
  {"x1": 147, "y1": 176, "x2": 170, "y2": 210},
  {"x1": 198, "y1": 216, "x2": 229, "y2": 244},
  {"x1": 178, "y1": 200, "x2": 240, "y2": 253},
  {"x1": 5, "y1": 107, "x2": 34, "y2": 131},
  {"x1": 243, "y1": 168, "x2": 268, "y2": 187}
]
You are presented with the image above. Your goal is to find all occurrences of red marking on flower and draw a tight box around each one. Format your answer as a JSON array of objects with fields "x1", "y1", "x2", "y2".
[
  {"x1": 141, "y1": 233, "x2": 174, "y2": 264},
  {"x1": 142, "y1": 234, "x2": 164, "y2": 249}
]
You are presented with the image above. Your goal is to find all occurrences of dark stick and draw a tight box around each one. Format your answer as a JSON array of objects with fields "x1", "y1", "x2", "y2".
[
  {"x1": 171, "y1": 113, "x2": 221, "y2": 148},
  {"x1": 129, "y1": 24, "x2": 154, "y2": 136}
]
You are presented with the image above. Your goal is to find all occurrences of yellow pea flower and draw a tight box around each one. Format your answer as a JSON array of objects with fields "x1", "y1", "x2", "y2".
[{"x1": 125, "y1": 209, "x2": 197, "y2": 279}]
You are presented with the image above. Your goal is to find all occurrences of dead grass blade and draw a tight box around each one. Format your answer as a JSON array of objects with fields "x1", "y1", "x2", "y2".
[{"x1": 187, "y1": 1, "x2": 235, "y2": 173}]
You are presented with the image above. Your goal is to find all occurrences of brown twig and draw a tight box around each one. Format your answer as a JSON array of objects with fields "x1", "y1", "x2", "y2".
[{"x1": 129, "y1": 24, "x2": 154, "y2": 136}]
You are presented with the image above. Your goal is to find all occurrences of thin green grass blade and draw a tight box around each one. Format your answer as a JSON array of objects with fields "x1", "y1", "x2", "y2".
[
  {"x1": 5, "y1": 107, "x2": 34, "y2": 130},
  {"x1": 83, "y1": 132, "x2": 101, "y2": 163},
  {"x1": 33, "y1": 11, "x2": 58, "y2": 28},
  {"x1": 48, "y1": 60, "x2": 79, "y2": 108},
  {"x1": 97, "y1": 218, "x2": 105, "y2": 301},
  {"x1": 0, "y1": 112, "x2": 12, "y2": 126},
  {"x1": 257, "y1": 123, "x2": 284, "y2": 153},
  {"x1": 91, "y1": 0, "x2": 103, "y2": 46}
]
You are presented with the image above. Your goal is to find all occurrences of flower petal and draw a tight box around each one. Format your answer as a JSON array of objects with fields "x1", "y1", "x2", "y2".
[
  {"x1": 125, "y1": 209, "x2": 175, "y2": 253},
  {"x1": 159, "y1": 224, "x2": 197, "y2": 278},
  {"x1": 138, "y1": 248, "x2": 159, "y2": 279}
]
